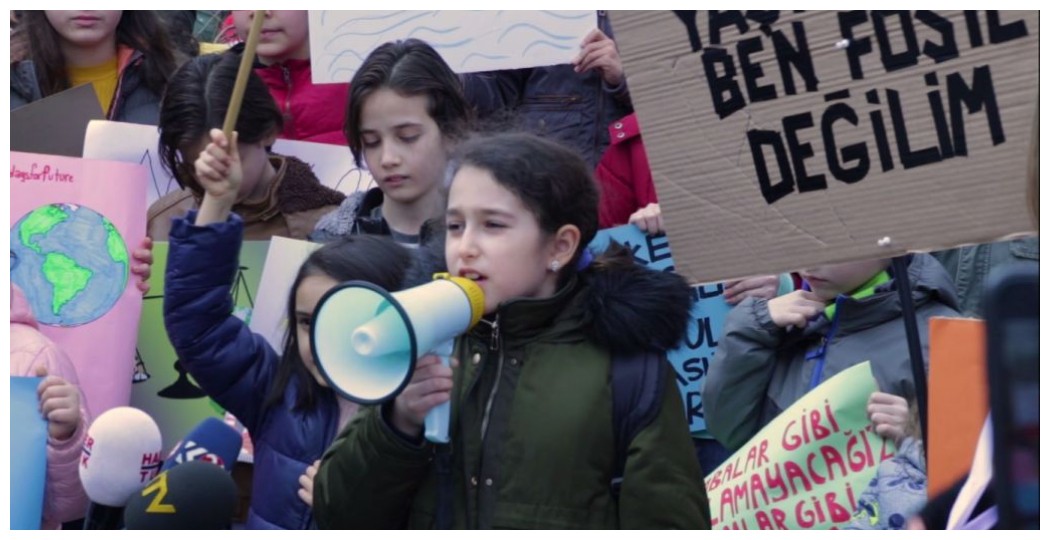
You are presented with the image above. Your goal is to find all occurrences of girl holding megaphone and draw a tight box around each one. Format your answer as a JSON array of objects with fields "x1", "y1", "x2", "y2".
[{"x1": 314, "y1": 132, "x2": 711, "y2": 529}]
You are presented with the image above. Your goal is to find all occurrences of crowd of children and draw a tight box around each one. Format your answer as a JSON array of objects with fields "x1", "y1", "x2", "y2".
[{"x1": 9, "y1": 9, "x2": 1038, "y2": 531}]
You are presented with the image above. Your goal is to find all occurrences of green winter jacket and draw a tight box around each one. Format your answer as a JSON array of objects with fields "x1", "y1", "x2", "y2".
[{"x1": 314, "y1": 269, "x2": 710, "y2": 529}]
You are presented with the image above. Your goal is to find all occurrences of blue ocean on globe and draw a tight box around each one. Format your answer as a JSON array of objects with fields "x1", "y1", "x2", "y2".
[{"x1": 10, "y1": 203, "x2": 129, "y2": 327}]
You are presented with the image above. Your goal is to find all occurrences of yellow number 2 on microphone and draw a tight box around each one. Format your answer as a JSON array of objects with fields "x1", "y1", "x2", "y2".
[{"x1": 143, "y1": 472, "x2": 176, "y2": 514}]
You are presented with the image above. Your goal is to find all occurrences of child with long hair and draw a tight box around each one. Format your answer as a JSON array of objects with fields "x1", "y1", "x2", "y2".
[
  {"x1": 11, "y1": 10, "x2": 179, "y2": 124},
  {"x1": 148, "y1": 51, "x2": 345, "y2": 241},
  {"x1": 311, "y1": 38, "x2": 472, "y2": 247},
  {"x1": 162, "y1": 123, "x2": 415, "y2": 528},
  {"x1": 314, "y1": 132, "x2": 710, "y2": 529}
]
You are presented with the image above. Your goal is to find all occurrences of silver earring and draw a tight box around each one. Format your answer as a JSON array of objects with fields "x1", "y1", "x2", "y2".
[{"x1": 549, "y1": 260, "x2": 561, "y2": 272}]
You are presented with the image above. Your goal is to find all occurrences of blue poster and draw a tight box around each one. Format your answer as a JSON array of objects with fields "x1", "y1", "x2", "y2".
[
  {"x1": 10, "y1": 376, "x2": 48, "y2": 530},
  {"x1": 590, "y1": 226, "x2": 732, "y2": 436}
]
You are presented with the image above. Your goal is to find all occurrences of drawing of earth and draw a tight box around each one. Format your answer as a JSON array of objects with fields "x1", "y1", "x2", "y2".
[{"x1": 10, "y1": 203, "x2": 129, "y2": 326}]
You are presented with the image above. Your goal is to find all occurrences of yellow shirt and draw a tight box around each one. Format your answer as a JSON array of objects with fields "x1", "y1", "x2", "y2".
[
  {"x1": 198, "y1": 42, "x2": 230, "y2": 55},
  {"x1": 68, "y1": 57, "x2": 119, "y2": 115}
]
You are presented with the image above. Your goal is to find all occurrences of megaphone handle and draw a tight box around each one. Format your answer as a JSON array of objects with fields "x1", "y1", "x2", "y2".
[{"x1": 424, "y1": 340, "x2": 455, "y2": 444}]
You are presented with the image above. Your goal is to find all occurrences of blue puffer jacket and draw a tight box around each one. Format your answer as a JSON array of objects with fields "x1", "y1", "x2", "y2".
[
  {"x1": 11, "y1": 47, "x2": 163, "y2": 125},
  {"x1": 163, "y1": 212, "x2": 340, "y2": 530},
  {"x1": 461, "y1": 11, "x2": 632, "y2": 168}
]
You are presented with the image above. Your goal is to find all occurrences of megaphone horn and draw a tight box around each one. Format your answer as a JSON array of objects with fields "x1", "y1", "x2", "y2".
[{"x1": 311, "y1": 274, "x2": 484, "y2": 442}]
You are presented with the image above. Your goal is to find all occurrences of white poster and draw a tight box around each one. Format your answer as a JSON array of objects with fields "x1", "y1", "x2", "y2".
[
  {"x1": 83, "y1": 120, "x2": 374, "y2": 208},
  {"x1": 309, "y1": 10, "x2": 595, "y2": 84},
  {"x1": 248, "y1": 236, "x2": 323, "y2": 352}
]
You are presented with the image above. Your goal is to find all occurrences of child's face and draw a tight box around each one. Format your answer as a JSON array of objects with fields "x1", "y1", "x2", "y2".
[
  {"x1": 295, "y1": 274, "x2": 339, "y2": 387},
  {"x1": 233, "y1": 10, "x2": 310, "y2": 65},
  {"x1": 360, "y1": 88, "x2": 449, "y2": 208},
  {"x1": 800, "y1": 259, "x2": 890, "y2": 301},
  {"x1": 445, "y1": 166, "x2": 559, "y2": 314},
  {"x1": 45, "y1": 11, "x2": 121, "y2": 50}
]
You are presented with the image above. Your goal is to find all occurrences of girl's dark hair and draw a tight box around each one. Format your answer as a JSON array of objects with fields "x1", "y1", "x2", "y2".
[
  {"x1": 266, "y1": 235, "x2": 413, "y2": 412},
  {"x1": 344, "y1": 38, "x2": 472, "y2": 167},
  {"x1": 452, "y1": 132, "x2": 622, "y2": 288},
  {"x1": 14, "y1": 11, "x2": 179, "y2": 99},
  {"x1": 158, "y1": 51, "x2": 283, "y2": 194}
]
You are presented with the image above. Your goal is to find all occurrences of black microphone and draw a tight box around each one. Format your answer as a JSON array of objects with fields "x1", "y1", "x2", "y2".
[{"x1": 123, "y1": 460, "x2": 238, "y2": 529}]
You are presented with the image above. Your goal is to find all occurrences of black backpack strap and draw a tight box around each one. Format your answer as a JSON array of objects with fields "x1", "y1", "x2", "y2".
[{"x1": 610, "y1": 350, "x2": 669, "y2": 498}]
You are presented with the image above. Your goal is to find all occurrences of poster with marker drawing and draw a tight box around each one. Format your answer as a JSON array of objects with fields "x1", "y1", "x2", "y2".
[
  {"x1": 130, "y1": 240, "x2": 270, "y2": 455},
  {"x1": 10, "y1": 151, "x2": 146, "y2": 423},
  {"x1": 309, "y1": 10, "x2": 595, "y2": 84},
  {"x1": 82, "y1": 120, "x2": 375, "y2": 208}
]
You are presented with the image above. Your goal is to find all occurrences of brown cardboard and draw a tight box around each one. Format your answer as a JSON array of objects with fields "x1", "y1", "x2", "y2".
[
  {"x1": 611, "y1": 11, "x2": 1038, "y2": 284},
  {"x1": 10, "y1": 83, "x2": 105, "y2": 158}
]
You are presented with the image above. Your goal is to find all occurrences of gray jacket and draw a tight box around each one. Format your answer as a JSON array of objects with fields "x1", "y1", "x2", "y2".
[
  {"x1": 11, "y1": 51, "x2": 162, "y2": 125},
  {"x1": 703, "y1": 254, "x2": 960, "y2": 451},
  {"x1": 932, "y1": 237, "x2": 1039, "y2": 317}
]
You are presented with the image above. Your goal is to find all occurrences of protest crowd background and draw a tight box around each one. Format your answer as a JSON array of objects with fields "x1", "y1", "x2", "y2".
[{"x1": 7, "y1": 10, "x2": 1040, "y2": 531}]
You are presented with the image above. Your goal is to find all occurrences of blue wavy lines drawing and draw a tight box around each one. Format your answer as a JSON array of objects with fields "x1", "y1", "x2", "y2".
[{"x1": 309, "y1": 11, "x2": 595, "y2": 84}]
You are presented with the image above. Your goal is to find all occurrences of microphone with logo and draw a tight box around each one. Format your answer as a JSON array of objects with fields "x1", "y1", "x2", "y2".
[
  {"x1": 160, "y1": 417, "x2": 242, "y2": 473},
  {"x1": 123, "y1": 460, "x2": 238, "y2": 529},
  {"x1": 78, "y1": 407, "x2": 163, "y2": 530}
]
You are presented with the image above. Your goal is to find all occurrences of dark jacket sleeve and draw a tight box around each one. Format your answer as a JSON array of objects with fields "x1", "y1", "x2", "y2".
[
  {"x1": 619, "y1": 369, "x2": 711, "y2": 529},
  {"x1": 702, "y1": 297, "x2": 784, "y2": 451},
  {"x1": 460, "y1": 68, "x2": 530, "y2": 117},
  {"x1": 313, "y1": 405, "x2": 433, "y2": 529},
  {"x1": 162, "y1": 211, "x2": 279, "y2": 435}
]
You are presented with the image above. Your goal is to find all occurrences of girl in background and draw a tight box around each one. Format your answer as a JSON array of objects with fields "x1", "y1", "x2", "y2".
[
  {"x1": 311, "y1": 38, "x2": 472, "y2": 247},
  {"x1": 11, "y1": 10, "x2": 179, "y2": 124}
]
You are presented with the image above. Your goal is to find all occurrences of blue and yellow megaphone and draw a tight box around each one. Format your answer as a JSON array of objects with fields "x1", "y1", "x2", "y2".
[{"x1": 310, "y1": 274, "x2": 485, "y2": 443}]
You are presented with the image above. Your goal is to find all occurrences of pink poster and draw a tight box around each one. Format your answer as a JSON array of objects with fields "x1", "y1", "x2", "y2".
[{"x1": 10, "y1": 151, "x2": 146, "y2": 423}]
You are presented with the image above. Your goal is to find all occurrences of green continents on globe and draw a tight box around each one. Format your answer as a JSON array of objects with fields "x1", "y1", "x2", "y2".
[
  {"x1": 10, "y1": 203, "x2": 130, "y2": 327},
  {"x1": 42, "y1": 252, "x2": 93, "y2": 315},
  {"x1": 104, "y1": 219, "x2": 130, "y2": 267},
  {"x1": 19, "y1": 204, "x2": 69, "y2": 254}
]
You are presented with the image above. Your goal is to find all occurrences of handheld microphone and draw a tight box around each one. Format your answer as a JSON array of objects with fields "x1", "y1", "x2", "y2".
[
  {"x1": 161, "y1": 417, "x2": 242, "y2": 473},
  {"x1": 123, "y1": 460, "x2": 238, "y2": 529},
  {"x1": 78, "y1": 407, "x2": 163, "y2": 529}
]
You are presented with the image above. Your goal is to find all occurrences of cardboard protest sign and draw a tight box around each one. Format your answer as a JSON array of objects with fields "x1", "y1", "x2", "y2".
[
  {"x1": 249, "y1": 237, "x2": 323, "y2": 352},
  {"x1": 309, "y1": 10, "x2": 595, "y2": 84},
  {"x1": 611, "y1": 11, "x2": 1039, "y2": 284},
  {"x1": 10, "y1": 152, "x2": 146, "y2": 423},
  {"x1": 11, "y1": 83, "x2": 105, "y2": 158},
  {"x1": 589, "y1": 225, "x2": 732, "y2": 435},
  {"x1": 10, "y1": 377, "x2": 47, "y2": 530},
  {"x1": 928, "y1": 317, "x2": 988, "y2": 498},
  {"x1": 83, "y1": 120, "x2": 373, "y2": 208},
  {"x1": 130, "y1": 241, "x2": 269, "y2": 454},
  {"x1": 704, "y1": 362, "x2": 890, "y2": 529}
]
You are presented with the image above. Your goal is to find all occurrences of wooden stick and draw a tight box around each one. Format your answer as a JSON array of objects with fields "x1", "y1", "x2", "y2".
[{"x1": 222, "y1": 10, "x2": 266, "y2": 140}]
